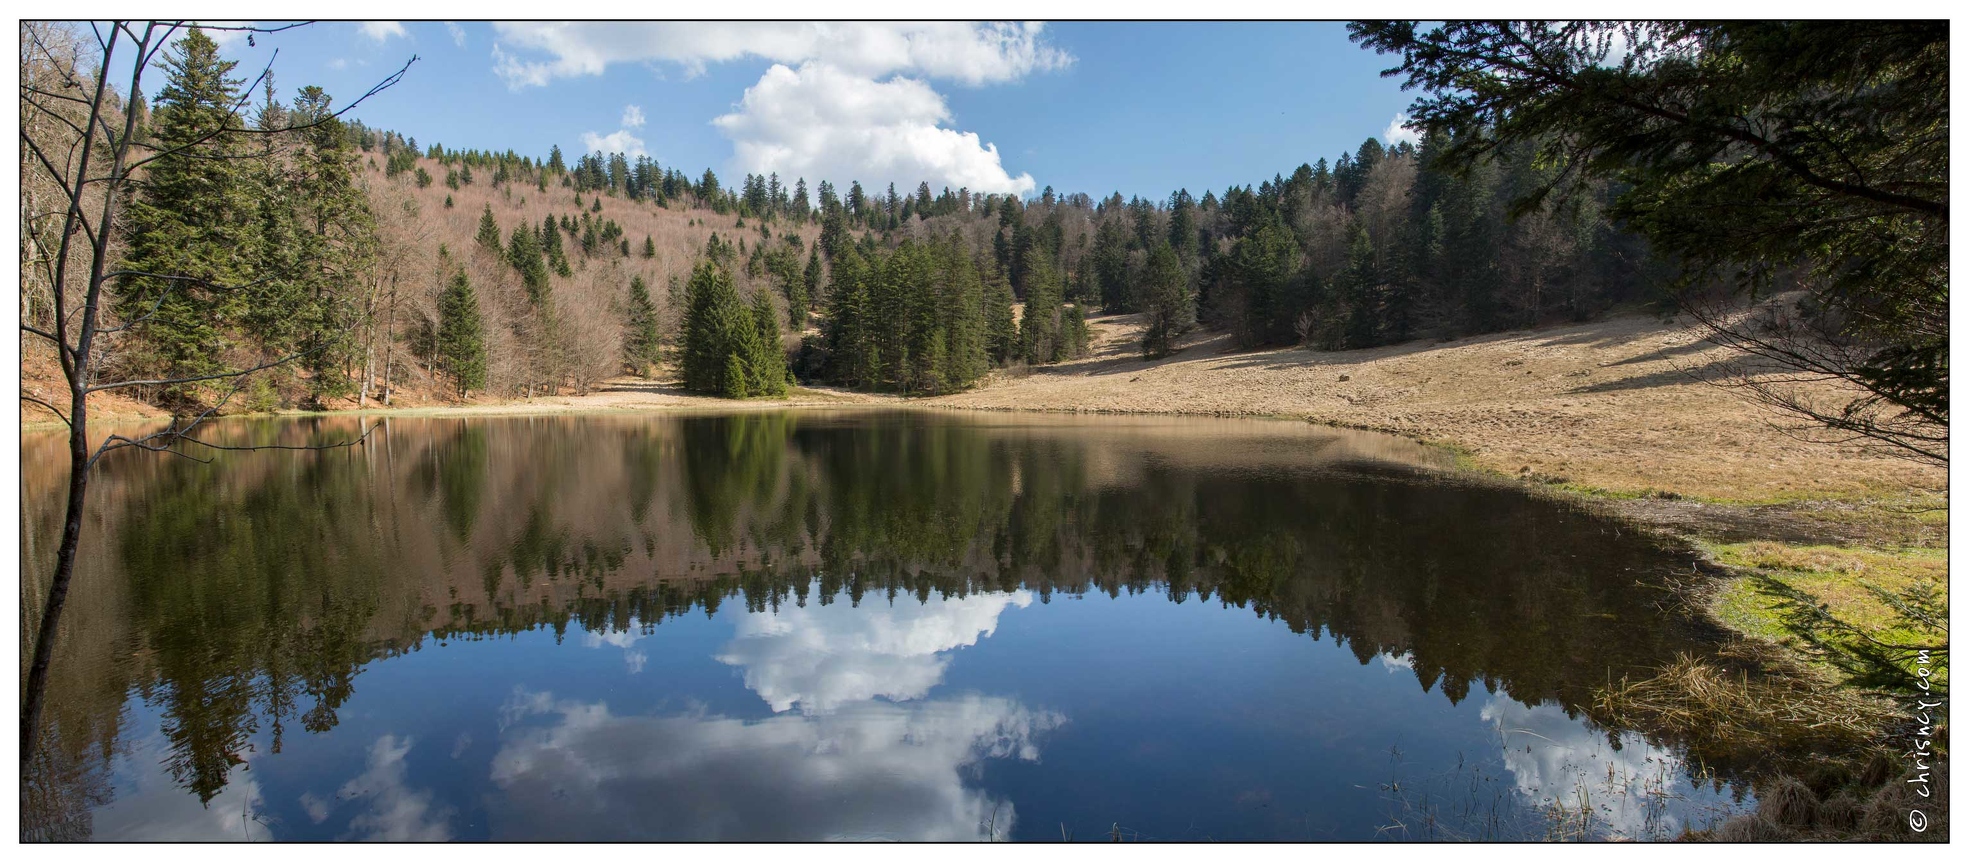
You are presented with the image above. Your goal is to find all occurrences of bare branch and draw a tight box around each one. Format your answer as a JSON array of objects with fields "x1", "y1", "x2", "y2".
[
  {"x1": 19, "y1": 394, "x2": 72, "y2": 427},
  {"x1": 87, "y1": 351, "x2": 306, "y2": 393}
]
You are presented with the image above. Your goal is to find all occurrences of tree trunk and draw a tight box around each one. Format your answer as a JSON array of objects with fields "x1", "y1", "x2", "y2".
[
  {"x1": 381, "y1": 277, "x2": 398, "y2": 406},
  {"x1": 358, "y1": 345, "x2": 373, "y2": 407},
  {"x1": 22, "y1": 397, "x2": 89, "y2": 755}
]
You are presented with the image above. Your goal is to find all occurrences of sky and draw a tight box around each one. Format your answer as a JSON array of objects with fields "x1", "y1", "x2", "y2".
[{"x1": 188, "y1": 21, "x2": 1422, "y2": 203}]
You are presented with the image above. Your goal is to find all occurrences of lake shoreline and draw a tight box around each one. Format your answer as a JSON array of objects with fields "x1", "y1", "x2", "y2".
[{"x1": 21, "y1": 359, "x2": 1944, "y2": 840}]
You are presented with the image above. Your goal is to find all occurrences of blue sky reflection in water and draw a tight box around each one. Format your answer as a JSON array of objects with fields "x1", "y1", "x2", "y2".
[{"x1": 21, "y1": 412, "x2": 1752, "y2": 841}]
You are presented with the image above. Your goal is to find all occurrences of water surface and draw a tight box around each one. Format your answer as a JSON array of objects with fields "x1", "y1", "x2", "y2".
[{"x1": 20, "y1": 410, "x2": 1750, "y2": 841}]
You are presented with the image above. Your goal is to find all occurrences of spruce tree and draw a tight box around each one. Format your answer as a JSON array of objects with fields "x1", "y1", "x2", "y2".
[
  {"x1": 436, "y1": 269, "x2": 488, "y2": 397},
  {"x1": 822, "y1": 244, "x2": 877, "y2": 387},
  {"x1": 507, "y1": 222, "x2": 550, "y2": 303},
  {"x1": 1060, "y1": 302, "x2": 1090, "y2": 361},
  {"x1": 284, "y1": 85, "x2": 375, "y2": 405},
  {"x1": 475, "y1": 205, "x2": 502, "y2": 253},
  {"x1": 785, "y1": 256, "x2": 810, "y2": 330},
  {"x1": 721, "y1": 353, "x2": 750, "y2": 399},
  {"x1": 623, "y1": 275, "x2": 662, "y2": 376},
  {"x1": 1090, "y1": 216, "x2": 1133, "y2": 312},
  {"x1": 116, "y1": 27, "x2": 257, "y2": 401},
  {"x1": 748, "y1": 289, "x2": 789, "y2": 397},
  {"x1": 936, "y1": 236, "x2": 989, "y2": 388},
  {"x1": 1141, "y1": 242, "x2": 1195, "y2": 358},
  {"x1": 678, "y1": 259, "x2": 754, "y2": 397},
  {"x1": 1019, "y1": 248, "x2": 1063, "y2": 364},
  {"x1": 802, "y1": 246, "x2": 823, "y2": 312},
  {"x1": 983, "y1": 261, "x2": 1018, "y2": 365}
]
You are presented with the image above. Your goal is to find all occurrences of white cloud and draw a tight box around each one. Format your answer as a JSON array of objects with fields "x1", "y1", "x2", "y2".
[
  {"x1": 326, "y1": 58, "x2": 348, "y2": 71},
  {"x1": 331, "y1": 735, "x2": 454, "y2": 841},
  {"x1": 621, "y1": 104, "x2": 646, "y2": 128},
  {"x1": 359, "y1": 21, "x2": 407, "y2": 43},
  {"x1": 489, "y1": 22, "x2": 1062, "y2": 195},
  {"x1": 85, "y1": 730, "x2": 270, "y2": 840},
  {"x1": 579, "y1": 128, "x2": 647, "y2": 158},
  {"x1": 487, "y1": 689, "x2": 1062, "y2": 840},
  {"x1": 445, "y1": 22, "x2": 466, "y2": 48},
  {"x1": 716, "y1": 588, "x2": 1031, "y2": 713},
  {"x1": 1482, "y1": 698, "x2": 1731, "y2": 840},
  {"x1": 1383, "y1": 112, "x2": 1421, "y2": 148},
  {"x1": 714, "y1": 62, "x2": 1036, "y2": 197},
  {"x1": 582, "y1": 626, "x2": 653, "y2": 673},
  {"x1": 488, "y1": 22, "x2": 1069, "y2": 89},
  {"x1": 191, "y1": 22, "x2": 254, "y2": 49}
]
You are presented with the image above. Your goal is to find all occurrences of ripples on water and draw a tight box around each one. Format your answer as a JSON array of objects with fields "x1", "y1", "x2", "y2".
[{"x1": 20, "y1": 410, "x2": 1753, "y2": 841}]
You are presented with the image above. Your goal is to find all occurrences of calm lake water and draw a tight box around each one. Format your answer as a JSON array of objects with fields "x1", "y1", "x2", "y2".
[{"x1": 20, "y1": 410, "x2": 1753, "y2": 841}]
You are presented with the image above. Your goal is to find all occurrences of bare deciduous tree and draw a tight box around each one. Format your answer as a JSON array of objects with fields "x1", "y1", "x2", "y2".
[{"x1": 17, "y1": 20, "x2": 411, "y2": 756}]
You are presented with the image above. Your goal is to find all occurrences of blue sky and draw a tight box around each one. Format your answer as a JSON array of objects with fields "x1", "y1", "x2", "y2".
[{"x1": 196, "y1": 21, "x2": 1419, "y2": 202}]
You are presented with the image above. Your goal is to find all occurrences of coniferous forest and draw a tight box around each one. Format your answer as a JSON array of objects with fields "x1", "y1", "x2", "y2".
[{"x1": 22, "y1": 24, "x2": 1668, "y2": 413}]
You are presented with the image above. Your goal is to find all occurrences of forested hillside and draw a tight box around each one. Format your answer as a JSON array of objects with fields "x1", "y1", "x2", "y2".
[{"x1": 24, "y1": 25, "x2": 1671, "y2": 417}]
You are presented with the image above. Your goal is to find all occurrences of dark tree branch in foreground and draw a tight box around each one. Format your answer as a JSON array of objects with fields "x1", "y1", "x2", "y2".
[
  {"x1": 17, "y1": 20, "x2": 411, "y2": 759},
  {"x1": 1351, "y1": 21, "x2": 1947, "y2": 465}
]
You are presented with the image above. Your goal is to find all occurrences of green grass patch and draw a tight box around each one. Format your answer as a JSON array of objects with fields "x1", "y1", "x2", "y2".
[{"x1": 1706, "y1": 540, "x2": 1947, "y2": 690}]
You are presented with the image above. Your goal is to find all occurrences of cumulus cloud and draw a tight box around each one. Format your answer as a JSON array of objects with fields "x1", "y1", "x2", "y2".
[
  {"x1": 489, "y1": 22, "x2": 1068, "y2": 88},
  {"x1": 329, "y1": 735, "x2": 454, "y2": 841},
  {"x1": 621, "y1": 104, "x2": 646, "y2": 128},
  {"x1": 579, "y1": 128, "x2": 647, "y2": 158},
  {"x1": 445, "y1": 22, "x2": 466, "y2": 48},
  {"x1": 489, "y1": 22, "x2": 1062, "y2": 197},
  {"x1": 1383, "y1": 112, "x2": 1421, "y2": 148},
  {"x1": 85, "y1": 731, "x2": 269, "y2": 840},
  {"x1": 191, "y1": 22, "x2": 254, "y2": 49},
  {"x1": 487, "y1": 689, "x2": 1062, "y2": 840},
  {"x1": 359, "y1": 21, "x2": 406, "y2": 42},
  {"x1": 716, "y1": 588, "x2": 1032, "y2": 713},
  {"x1": 581, "y1": 627, "x2": 653, "y2": 673},
  {"x1": 1482, "y1": 698, "x2": 1727, "y2": 839},
  {"x1": 714, "y1": 62, "x2": 1036, "y2": 197}
]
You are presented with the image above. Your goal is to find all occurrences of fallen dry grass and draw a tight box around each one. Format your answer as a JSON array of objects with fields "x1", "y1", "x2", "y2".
[
  {"x1": 929, "y1": 310, "x2": 1945, "y2": 505},
  {"x1": 31, "y1": 300, "x2": 1941, "y2": 513}
]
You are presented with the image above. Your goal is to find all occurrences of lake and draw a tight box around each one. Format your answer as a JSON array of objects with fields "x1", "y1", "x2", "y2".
[{"x1": 19, "y1": 410, "x2": 1753, "y2": 841}]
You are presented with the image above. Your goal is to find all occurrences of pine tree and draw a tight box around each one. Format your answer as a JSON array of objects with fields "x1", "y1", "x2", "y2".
[
  {"x1": 1060, "y1": 302, "x2": 1090, "y2": 360},
  {"x1": 800, "y1": 246, "x2": 823, "y2": 324},
  {"x1": 873, "y1": 242, "x2": 927, "y2": 388},
  {"x1": 1019, "y1": 248, "x2": 1063, "y2": 364},
  {"x1": 1090, "y1": 216, "x2": 1133, "y2": 312},
  {"x1": 935, "y1": 236, "x2": 989, "y2": 388},
  {"x1": 475, "y1": 205, "x2": 502, "y2": 253},
  {"x1": 678, "y1": 259, "x2": 754, "y2": 397},
  {"x1": 623, "y1": 275, "x2": 661, "y2": 376},
  {"x1": 283, "y1": 85, "x2": 375, "y2": 405},
  {"x1": 642, "y1": 236, "x2": 656, "y2": 258},
  {"x1": 721, "y1": 353, "x2": 750, "y2": 399},
  {"x1": 1339, "y1": 219, "x2": 1380, "y2": 349},
  {"x1": 1141, "y1": 242, "x2": 1195, "y2": 358},
  {"x1": 1221, "y1": 213, "x2": 1302, "y2": 348},
  {"x1": 116, "y1": 27, "x2": 258, "y2": 401},
  {"x1": 823, "y1": 244, "x2": 877, "y2": 387},
  {"x1": 983, "y1": 261, "x2": 1018, "y2": 365},
  {"x1": 748, "y1": 289, "x2": 789, "y2": 397},
  {"x1": 436, "y1": 269, "x2": 488, "y2": 397},
  {"x1": 507, "y1": 221, "x2": 550, "y2": 303}
]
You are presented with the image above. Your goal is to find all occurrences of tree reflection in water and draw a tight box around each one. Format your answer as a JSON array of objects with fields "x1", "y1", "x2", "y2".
[{"x1": 19, "y1": 411, "x2": 1746, "y2": 841}]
